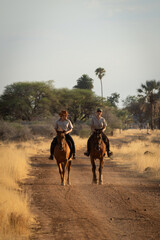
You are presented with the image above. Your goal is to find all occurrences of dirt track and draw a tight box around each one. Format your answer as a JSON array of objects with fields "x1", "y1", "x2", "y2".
[{"x1": 25, "y1": 148, "x2": 160, "y2": 240}]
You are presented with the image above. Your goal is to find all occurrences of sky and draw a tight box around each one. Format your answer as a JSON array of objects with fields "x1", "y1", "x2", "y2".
[{"x1": 0, "y1": 0, "x2": 160, "y2": 106}]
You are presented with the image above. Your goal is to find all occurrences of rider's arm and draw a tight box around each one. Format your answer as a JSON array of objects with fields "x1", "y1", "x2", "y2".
[
  {"x1": 65, "y1": 120, "x2": 73, "y2": 135},
  {"x1": 91, "y1": 117, "x2": 95, "y2": 132},
  {"x1": 102, "y1": 127, "x2": 106, "y2": 132},
  {"x1": 102, "y1": 118, "x2": 107, "y2": 132},
  {"x1": 54, "y1": 120, "x2": 58, "y2": 132},
  {"x1": 65, "y1": 128, "x2": 72, "y2": 135}
]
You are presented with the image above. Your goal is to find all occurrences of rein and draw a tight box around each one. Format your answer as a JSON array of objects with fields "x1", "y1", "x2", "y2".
[
  {"x1": 56, "y1": 131, "x2": 66, "y2": 151},
  {"x1": 93, "y1": 129, "x2": 103, "y2": 151}
]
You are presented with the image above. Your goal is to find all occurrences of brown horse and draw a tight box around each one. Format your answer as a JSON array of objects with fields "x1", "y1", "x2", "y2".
[
  {"x1": 90, "y1": 129, "x2": 106, "y2": 185},
  {"x1": 54, "y1": 131, "x2": 72, "y2": 186}
]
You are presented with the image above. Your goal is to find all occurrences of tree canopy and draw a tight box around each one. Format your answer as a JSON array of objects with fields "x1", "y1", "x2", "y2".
[
  {"x1": 0, "y1": 81, "x2": 55, "y2": 120},
  {"x1": 1, "y1": 77, "x2": 160, "y2": 131},
  {"x1": 0, "y1": 81, "x2": 102, "y2": 123},
  {"x1": 123, "y1": 80, "x2": 160, "y2": 129},
  {"x1": 73, "y1": 74, "x2": 94, "y2": 90},
  {"x1": 107, "y1": 92, "x2": 120, "y2": 108}
]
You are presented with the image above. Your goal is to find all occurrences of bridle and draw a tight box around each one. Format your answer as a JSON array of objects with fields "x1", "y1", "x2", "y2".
[
  {"x1": 93, "y1": 129, "x2": 103, "y2": 151},
  {"x1": 57, "y1": 131, "x2": 66, "y2": 151}
]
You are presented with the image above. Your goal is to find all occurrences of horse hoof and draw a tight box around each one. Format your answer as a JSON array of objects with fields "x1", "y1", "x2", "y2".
[
  {"x1": 61, "y1": 182, "x2": 65, "y2": 186},
  {"x1": 67, "y1": 179, "x2": 71, "y2": 185},
  {"x1": 92, "y1": 179, "x2": 98, "y2": 184},
  {"x1": 99, "y1": 181, "x2": 103, "y2": 185}
]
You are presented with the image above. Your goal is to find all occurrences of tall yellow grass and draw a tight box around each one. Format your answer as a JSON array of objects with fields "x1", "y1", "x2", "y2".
[
  {"x1": 0, "y1": 131, "x2": 159, "y2": 239},
  {"x1": 0, "y1": 143, "x2": 33, "y2": 240},
  {"x1": 20, "y1": 135, "x2": 87, "y2": 157},
  {"x1": 111, "y1": 129, "x2": 160, "y2": 178},
  {"x1": 0, "y1": 135, "x2": 86, "y2": 239}
]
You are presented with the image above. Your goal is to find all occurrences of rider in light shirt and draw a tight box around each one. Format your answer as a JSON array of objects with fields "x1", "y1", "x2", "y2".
[
  {"x1": 84, "y1": 108, "x2": 113, "y2": 157},
  {"x1": 49, "y1": 110, "x2": 76, "y2": 160}
]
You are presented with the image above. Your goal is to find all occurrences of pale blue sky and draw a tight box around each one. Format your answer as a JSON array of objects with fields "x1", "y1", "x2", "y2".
[{"x1": 0, "y1": 0, "x2": 160, "y2": 104}]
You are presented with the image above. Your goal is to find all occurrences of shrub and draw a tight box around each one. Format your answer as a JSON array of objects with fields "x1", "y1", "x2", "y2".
[
  {"x1": 29, "y1": 123, "x2": 55, "y2": 137},
  {"x1": 72, "y1": 123, "x2": 91, "y2": 138},
  {"x1": 0, "y1": 121, "x2": 16, "y2": 141},
  {"x1": 0, "y1": 121, "x2": 32, "y2": 141}
]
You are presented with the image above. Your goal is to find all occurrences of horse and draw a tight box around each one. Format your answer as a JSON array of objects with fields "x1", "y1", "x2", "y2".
[
  {"x1": 90, "y1": 129, "x2": 106, "y2": 185},
  {"x1": 54, "y1": 131, "x2": 72, "y2": 186}
]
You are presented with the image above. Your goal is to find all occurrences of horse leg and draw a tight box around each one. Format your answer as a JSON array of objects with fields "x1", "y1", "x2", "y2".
[
  {"x1": 58, "y1": 163, "x2": 63, "y2": 185},
  {"x1": 91, "y1": 157, "x2": 97, "y2": 184},
  {"x1": 99, "y1": 158, "x2": 104, "y2": 185},
  {"x1": 67, "y1": 160, "x2": 72, "y2": 185},
  {"x1": 61, "y1": 161, "x2": 67, "y2": 186}
]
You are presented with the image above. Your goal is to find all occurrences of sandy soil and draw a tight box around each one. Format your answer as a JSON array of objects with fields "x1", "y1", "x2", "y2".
[{"x1": 24, "y1": 147, "x2": 160, "y2": 240}]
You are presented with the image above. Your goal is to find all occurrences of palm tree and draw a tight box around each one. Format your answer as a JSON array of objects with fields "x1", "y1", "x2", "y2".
[
  {"x1": 95, "y1": 67, "x2": 106, "y2": 99},
  {"x1": 137, "y1": 80, "x2": 160, "y2": 130}
]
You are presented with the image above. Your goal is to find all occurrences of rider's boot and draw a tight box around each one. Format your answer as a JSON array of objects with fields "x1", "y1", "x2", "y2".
[
  {"x1": 84, "y1": 151, "x2": 90, "y2": 156},
  {"x1": 106, "y1": 143, "x2": 113, "y2": 157},
  {"x1": 49, "y1": 138, "x2": 57, "y2": 160},
  {"x1": 72, "y1": 153, "x2": 76, "y2": 159},
  {"x1": 48, "y1": 155, "x2": 54, "y2": 160},
  {"x1": 107, "y1": 150, "x2": 113, "y2": 157}
]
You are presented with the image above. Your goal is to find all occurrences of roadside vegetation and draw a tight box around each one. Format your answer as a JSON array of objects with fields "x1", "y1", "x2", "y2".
[
  {"x1": 0, "y1": 72, "x2": 160, "y2": 238},
  {"x1": 0, "y1": 134, "x2": 87, "y2": 240},
  {"x1": 0, "y1": 128, "x2": 160, "y2": 239},
  {"x1": 0, "y1": 143, "x2": 33, "y2": 240},
  {"x1": 112, "y1": 129, "x2": 160, "y2": 179}
]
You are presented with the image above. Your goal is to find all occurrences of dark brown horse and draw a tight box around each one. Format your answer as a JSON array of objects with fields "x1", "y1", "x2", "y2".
[
  {"x1": 90, "y1": 129, "x2": 106, "y2": 185},
  {"x1": 54, "y1": 131, "x2": 72, "y2": 186}
]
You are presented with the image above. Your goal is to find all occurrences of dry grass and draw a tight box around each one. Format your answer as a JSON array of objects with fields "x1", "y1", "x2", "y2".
[
  {"x1": 0, "y1": 143, "x2": 34, "y2": 240},
  {"x1": 0, "y1": 131, "x2": 159, "y2": 239},
  {"x1": 111, "y1": 129, "x2": 160, "y2": 178},
  {"x1": 0, "y1": 135, "x2": 86, "y2": 239},
  {"x1": 20, "y1": 135, "x2": 87, "y2": 157}
]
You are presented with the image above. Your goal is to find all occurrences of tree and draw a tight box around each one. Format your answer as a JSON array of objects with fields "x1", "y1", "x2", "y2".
[
  {"x1": 54, "y1": 88, "x2": 102, "y2": 123},
  {"x1": 123, "y1": 95, "x2": 152, "y2": 127},
  {"x1": 95, "y1": 67, "x2": 106, "y2": 99},
  {"x1": 107, "y1": 92, "x2": 120, "y2": 108},
  {"x1": 0, "y1": 81, "x2": 55, "y2": 120},
  {"x1": 137, "y1": 80, "x2": 160, "y2": 129},
  {"x1": 116, "y1": 109, "x2": 133, "y2": 129},
  {"x1": 102, "y1": 106, "x2": 122, "y2": 131},
  {"x1": 73, "y1": 74, "x2": 94, "y2": 90}
]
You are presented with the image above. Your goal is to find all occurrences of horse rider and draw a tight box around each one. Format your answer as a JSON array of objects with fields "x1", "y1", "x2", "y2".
[
  {"x1": 49, "y1": 110, "x2": 76, "y2": 160},
  {"x1": 84, "y1": 108, "x2": 113, "y2": 157}
]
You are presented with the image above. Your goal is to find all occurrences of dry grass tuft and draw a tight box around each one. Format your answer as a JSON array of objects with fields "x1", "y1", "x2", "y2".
[
  {"x1": 0, "y1": 143, "x2": 34, "y2": 240},
  {"x1": 111, "y1": 129, "x2": 160, "y2": 179},
  {"x1": 73, "y1": 135, "x2": 87, "y2": 151}
]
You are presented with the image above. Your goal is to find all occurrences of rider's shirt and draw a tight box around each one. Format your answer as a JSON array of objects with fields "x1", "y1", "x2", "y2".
[
  {"x1": 55, "y1": 118, "x2": 73, "y2": 132},
  {"x1": 91, "y1": 116, "x2": 107, "y2": 130}
]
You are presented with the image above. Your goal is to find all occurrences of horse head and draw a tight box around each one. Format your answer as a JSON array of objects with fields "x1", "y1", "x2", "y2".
[
  {"x1": 56, "y1": 131, "x2": 66, "y2": 151},
  {"x1": 93, "y1": 129, "x2": 103, "y2": 151}
]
